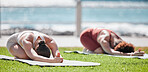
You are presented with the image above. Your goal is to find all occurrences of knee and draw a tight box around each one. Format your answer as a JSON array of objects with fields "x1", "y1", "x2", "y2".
[
  {"x1": 10, "y1": 44, "x2": 30, "y2": 59},
  {"x1": 19, "y1": 55, "x2": 30, "y2": 59},
  {"x1": 17, "y1": 54, "x2": 30, "y2": 59}
]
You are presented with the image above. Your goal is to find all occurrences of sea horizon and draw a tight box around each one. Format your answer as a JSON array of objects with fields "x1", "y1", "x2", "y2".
[{"x1": 1, "y1": 0, "x2": 148, "y2": 37}]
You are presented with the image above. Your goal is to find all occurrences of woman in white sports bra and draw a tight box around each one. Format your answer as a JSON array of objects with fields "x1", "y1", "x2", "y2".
[{"x1": 6, "y1": 30, "x2": 63, "y2": 63}]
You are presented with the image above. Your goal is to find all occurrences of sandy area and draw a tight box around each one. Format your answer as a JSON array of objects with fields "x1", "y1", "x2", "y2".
[{"x1": 0, "y1": 35, "x2": 148, "y2": 47}]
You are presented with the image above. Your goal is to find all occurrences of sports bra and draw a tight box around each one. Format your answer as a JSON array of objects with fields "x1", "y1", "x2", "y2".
[
  {"x1": 17, "y1": 31, "x2": 45, "y2": 49},
  {"x1": 91, "y1": 28, "x2": 121, "y2": 48},
  {"x1": 92, "y1": 28, "x2": 120, "y2": 41}
]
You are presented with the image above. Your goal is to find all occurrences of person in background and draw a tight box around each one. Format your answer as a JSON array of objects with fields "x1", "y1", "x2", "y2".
[
  {"x1": 80, "y1": 28, "x2": 144, "y2": 56},
  {"x1": 6, "y1": 30, "x2": 63, "y2": 63}
]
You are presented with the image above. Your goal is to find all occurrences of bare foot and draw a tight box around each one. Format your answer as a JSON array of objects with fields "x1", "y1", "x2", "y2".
[{"x1": 94, "y1": 48, "x2": 104, "y2": 54}]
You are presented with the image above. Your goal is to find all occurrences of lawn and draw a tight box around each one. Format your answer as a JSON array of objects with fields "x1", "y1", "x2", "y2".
[{"x1": 0, "y1": 47, "x2": 148, "y2": 72}]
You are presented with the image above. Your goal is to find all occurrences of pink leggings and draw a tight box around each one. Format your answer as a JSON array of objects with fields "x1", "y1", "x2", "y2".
[{"x1": 80, "y1": 28, "x2": 101, "y2": 51}]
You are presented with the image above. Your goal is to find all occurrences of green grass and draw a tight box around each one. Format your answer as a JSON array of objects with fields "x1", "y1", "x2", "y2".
[{"x1": 0, "y1": 47, "x2": 148, "y2": 72}]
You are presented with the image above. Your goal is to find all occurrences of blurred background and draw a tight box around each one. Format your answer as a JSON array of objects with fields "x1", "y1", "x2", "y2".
[{"x1": 1, "y1": 0, "x2": 148, "y2": 37}]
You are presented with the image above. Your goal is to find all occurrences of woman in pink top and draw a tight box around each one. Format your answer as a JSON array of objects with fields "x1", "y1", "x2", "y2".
[{"x1": 80, "y1": 28, "x2": 144, "y2": 56}]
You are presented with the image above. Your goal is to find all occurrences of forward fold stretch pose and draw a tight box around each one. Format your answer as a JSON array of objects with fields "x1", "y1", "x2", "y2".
[
  {"x1": 80, "y1": 28, "x2": 144, "y2": 56},
  {"x1": 6, "y1": 30, "x2": 63, "y2": 63}
]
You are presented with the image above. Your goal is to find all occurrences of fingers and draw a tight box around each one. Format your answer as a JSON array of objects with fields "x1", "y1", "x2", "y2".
[
  {"x1": 133, "y1": 53, "x2": 143, "y2": 56},
  {"x1": 55, "y1": 52, "x2": 63, "y2": 63},
  {"x1": 136, "y1": 54, "x2": 144, "y2": 56},
  {"x1": 139, "y1": 51, "x2": 145, "y2": 54},
  {"x1": 56, "y1": 52, "x2": 60, "y2": 57},
  {"x1": 55, "y1": 57, "x2": 63, "y2": 63},
  {"x1": 60, "y1": 58, "x2": 63, "y2": 63},
  {"x1": 138, "y1": 48, "x2": 141, "y2": 52},
  {"x1": 135, "y1": 51, "x2": 145, "y2": 54},
  {"x1": 135, "y1": 48, "x2": 145, "y2": 54},
  {"x1": 134, "y1": 52, "x2": 144, "y2": 56}
]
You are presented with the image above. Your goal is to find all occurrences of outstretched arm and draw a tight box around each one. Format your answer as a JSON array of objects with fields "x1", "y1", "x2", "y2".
[
  {"x1": 22, "y1": 38, "x2": 62, "y2": 63},
  {"x1": 110, "y1": 48, "x2": 144, "y2": 56},
  {"x1": 99, "y1": 38, "x2": 144, "y2": 56},
  {"x1": 45, "y1": 36, "x2": 61, "y2": 57},
  {"x1": 44, "y1": 35, "x2": 63, "y2": 62}
]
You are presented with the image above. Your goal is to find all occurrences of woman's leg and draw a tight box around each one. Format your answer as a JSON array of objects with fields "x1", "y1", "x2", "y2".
[{"x1": 9, "y1": 43, "x2": 30, "y2": 59}]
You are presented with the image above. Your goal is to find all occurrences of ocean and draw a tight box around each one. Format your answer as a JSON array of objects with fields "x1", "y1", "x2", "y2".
[
  {"x1": 1, "y1": 0, "x2": 148, "y2": 36},
  {"x1": 1, "y1": 8, "x2": 148, "y2": 23}
]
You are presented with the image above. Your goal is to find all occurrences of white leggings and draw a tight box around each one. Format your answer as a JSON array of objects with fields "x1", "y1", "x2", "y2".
[{"x1": 6, "y1": 33, "x2": 19, "y2": 51}]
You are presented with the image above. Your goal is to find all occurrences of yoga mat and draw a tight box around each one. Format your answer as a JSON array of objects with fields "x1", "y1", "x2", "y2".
[
  {"x1": 64, "y1": 51, "x2": 148, "y2": 59},
  {"x1": 0, "y1": 55, "x2": 100, "y2": 67}
]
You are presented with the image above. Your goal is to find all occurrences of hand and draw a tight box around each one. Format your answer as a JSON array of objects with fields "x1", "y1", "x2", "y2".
[
  {"x1": 54, "y1": 52, "x2": 63, "y2": 63},
  {"x1": 132, "y1": 49, "x2": 145, "y2": 56},
  {"x1": 53, "y1": 57, "x2": 63, "y2": 63}
]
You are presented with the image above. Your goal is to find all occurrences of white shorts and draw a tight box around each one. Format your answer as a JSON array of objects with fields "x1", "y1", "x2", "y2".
[{"x1": 6, "y1": 33, "x2": 19, "y2": 51}]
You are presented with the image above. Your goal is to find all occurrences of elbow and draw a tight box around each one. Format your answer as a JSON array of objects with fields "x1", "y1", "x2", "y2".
[{"x1": 104, "y1": 49, "x2": 114, "y2": 55}]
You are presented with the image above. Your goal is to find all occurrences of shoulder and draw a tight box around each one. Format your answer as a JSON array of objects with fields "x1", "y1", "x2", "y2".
[
  {"x1": 19, "y1": 33, "x2": 33, "y2": 45},
  {"x1": 97, "y1": 30, "x2": 110, "y2": 43},
  {"x1": 41, "y1": 33, "x2": 53, "y2": 43},
  {"x1": 100, "y1": 30, "x2": 110, "y2": 37}
]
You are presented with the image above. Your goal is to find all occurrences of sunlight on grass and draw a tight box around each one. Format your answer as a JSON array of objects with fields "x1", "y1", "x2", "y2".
[{"x1": 0, "y1": 47, "x2": 148, "y2": 72}]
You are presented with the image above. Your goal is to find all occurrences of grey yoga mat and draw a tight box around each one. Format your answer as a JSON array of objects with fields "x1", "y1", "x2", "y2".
[
  {"x1": 0, "y1": 55, "x2": 100, "y2": 67},
  {"x1": 64, "y1": 51, "x2": 148, "y2": 59}
]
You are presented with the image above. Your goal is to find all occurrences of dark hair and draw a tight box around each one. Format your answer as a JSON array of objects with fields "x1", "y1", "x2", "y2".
[
  {"x1": 114, "y1": 41, "x2": 135, "y2": 53},
  {"x1": 35, "y1": 40, "x2": 51, "y2": 58}
]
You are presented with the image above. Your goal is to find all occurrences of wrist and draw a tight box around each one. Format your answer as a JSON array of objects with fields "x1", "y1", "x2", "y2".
[
  {"x1": 130, "y1": 53, "x2": 134, "y2": 56},
  {"x1": 48, "y1": 58, "x2": 56, "y2": 63},
  {"x1": 120, "y1": 52, "x2": 123, "y2": 55}
]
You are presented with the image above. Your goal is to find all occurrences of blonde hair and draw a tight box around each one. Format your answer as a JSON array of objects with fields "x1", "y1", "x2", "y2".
[{"x1": 114, "y1": 41, "x2": 135, "y2": 53}]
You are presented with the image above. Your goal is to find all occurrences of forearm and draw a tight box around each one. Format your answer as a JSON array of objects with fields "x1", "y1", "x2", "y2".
[
  {"x1": 100, "y1": 40, "x2": 132, "y2": 56},
  {"x1": 99, "y1": 39, "x2": 143, "y2": 56},
  {"x1": 31, "y1": 55, "x2": 56, "y2": 63},
  {"x1": 47, "y1": 40, "x2": 59, "y2": 57},
  {"x1": 110, "y1": 49, "x2": 132, "y2": 56},
  {"x1": 25, "y1": 47, "x2": 56, "y2": 63},
  {"x1": 22, "y1": 39, "x2": 61, "y2": 63},
  {"x1": 100, "y1": 40, "x2": 113, "y2": 54}
]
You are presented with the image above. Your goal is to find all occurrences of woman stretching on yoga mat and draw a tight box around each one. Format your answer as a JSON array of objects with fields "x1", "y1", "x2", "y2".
[
  {"x1": 80, "y1": 28, "x2": 145, "y2": 56},
  {"x1": 6, "y1": 30, "x2": 63, "y2": 63}
]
